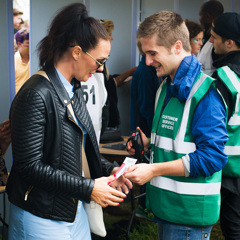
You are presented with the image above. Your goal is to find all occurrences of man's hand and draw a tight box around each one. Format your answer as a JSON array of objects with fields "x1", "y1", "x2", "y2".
[
  {"x1": 124, "y1": 163, "x2": 154, "y2": 185},
  {"x1": 126, "y1": 127, "x2": 150, "y2": 155}
]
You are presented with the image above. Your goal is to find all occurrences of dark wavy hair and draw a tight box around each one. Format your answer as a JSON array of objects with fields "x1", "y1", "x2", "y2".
[
  {"x1": 185, "y1": 20, "x2": 204, "y2": 40},
  {"x1": 37, "y1": 3, "x2": 110, "y2": 69}
]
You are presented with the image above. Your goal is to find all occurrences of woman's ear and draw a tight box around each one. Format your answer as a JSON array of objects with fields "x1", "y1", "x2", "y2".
[{"x1": 72, "y1": 46, "x2": 82, "y2": 61}]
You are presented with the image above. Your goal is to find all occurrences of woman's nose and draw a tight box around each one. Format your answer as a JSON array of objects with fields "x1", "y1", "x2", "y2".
[{"x1": 97, "y1": 65, "x2": 105, "y2": 71}]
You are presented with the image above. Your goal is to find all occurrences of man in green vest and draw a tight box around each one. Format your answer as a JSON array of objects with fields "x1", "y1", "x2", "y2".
[
  {"x1": 209, "y1": 12, "x2": 240, "y2": 240},
  {"x1": 125, "y1": 11, "x2": 228, "y2": 240}
]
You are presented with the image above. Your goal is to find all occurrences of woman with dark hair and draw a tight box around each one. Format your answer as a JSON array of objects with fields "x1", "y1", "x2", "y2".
[
  {"x1": 6, "y1": 3, "x2": 131, "y2": 240},
  {"x1": 185, "y1": 19, "x2": 204, "y2": 55}
]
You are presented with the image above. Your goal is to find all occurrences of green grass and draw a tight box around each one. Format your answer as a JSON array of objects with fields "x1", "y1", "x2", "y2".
[{"x1": 211, "y1": 221, "x2": 224, "y2": 240}]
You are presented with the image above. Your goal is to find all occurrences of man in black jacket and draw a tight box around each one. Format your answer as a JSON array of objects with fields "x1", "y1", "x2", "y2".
[{"x1": 209, "y1": 12, "x2": 240, "y2": 240}]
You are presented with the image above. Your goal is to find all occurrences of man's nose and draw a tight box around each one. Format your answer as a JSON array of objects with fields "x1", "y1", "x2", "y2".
[
  {"x1": 145, "y1": 55, "x2": 153, "y2": 66},
  {"x1": 209, "y1": 36, "x2": 214, "y2": 43}
]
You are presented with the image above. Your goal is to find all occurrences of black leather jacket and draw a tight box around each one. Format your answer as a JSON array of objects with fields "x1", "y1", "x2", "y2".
[{"x1": 6, "y1": 67, "x2": 114, "y2": 222}]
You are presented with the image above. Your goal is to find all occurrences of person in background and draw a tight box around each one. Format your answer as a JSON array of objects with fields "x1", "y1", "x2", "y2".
[
  {"x1": 125, "y1": 11, "x2": 228, "y2": 240},
  {"x1": 6, "y1": 3, "x2": 131, "y2": 240},
  {"x1": 0, "y1": 120, "x2": 11, "y2": 186},
  {"x1": 209, "y1": 12, "x2": 240, "y2": 240},
  {"x1": 82, "y1": 19, "x2": 136, "y2": 143},
  {"x1": 197, "y1": 0, "x2": 224, "y2": 75},
  {"x1": 131, "y1": 39, "x2": 160, "y2": 138},
  {"x1": 98, "y1": 19, "x2": 136, "y2": 132},
  {"x1": 22, "y1": 19, "x2": 30, "y2": 30},
  {"x1": 14, "y1": 38, "x2": 18, "y2": 53},
  {"x1": 13, "y1": 8, "x2": 23, "y2": 34},
  {"x1": 185, "y1": 19, "x2": 204, "y2": 55},
  {"x1": 0, "y1": 120, "x2": 11, "y2": 160},
  {"x1": 99, "y1": 19, "x2": 114, "y2": 41},
  {"x1": 130, "y1": 39, "x2": 160, "y2": 220},
  {"x1": 14, "y1": 28, "x2": 30, "y2": 93},
  {"x1": 81, "y1": 72, "x2": 108, "y2": 143}
]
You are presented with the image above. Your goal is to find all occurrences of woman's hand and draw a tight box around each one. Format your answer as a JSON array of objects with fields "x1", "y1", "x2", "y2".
[
  {"x1": 91, "y1": 176, "x2": 126, "y2": 207},
  {"x1": 109, "y1": 167, "x2": 133, "y2": 194},
  {"x1": 109, "y1": 175, "x2": 132, "y2": 194}
]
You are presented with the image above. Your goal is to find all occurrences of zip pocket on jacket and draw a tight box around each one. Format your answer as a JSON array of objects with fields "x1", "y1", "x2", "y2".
[{"x1": 24, "y1": 185, "x2": 34, "y2": 201}]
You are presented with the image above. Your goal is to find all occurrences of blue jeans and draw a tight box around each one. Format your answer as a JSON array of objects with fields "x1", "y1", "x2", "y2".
[{"x1": 157, "y1": 222, "x2": 213, "y2": 240}]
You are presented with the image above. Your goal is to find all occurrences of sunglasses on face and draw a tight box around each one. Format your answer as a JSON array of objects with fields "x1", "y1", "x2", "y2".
[
  {"x1": 70, "y1": 45, "x2": 110, "y2": 69},
  {"x1": 82, "y1": 50, "x2": 110, "y2": 69}
]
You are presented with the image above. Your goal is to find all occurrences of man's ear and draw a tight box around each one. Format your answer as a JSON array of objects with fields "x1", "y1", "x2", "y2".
[
  {"x1": 226, "y1": 39, "x2": 234, "y2": 49},
  {"x1": 72, "y1": 45, "x2": 82, "y2": 61},
  {"x1": 174, "y1": 40, "x2": 183, "y2": 55}
]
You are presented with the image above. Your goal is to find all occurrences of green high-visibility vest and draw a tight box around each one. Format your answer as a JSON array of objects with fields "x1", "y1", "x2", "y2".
[
  {"x1": 147, "y1": 72, "x2": 222, "y2": 226},
  {"x1": 216, "y1": 66, "x2": 240, "y2": 177}
]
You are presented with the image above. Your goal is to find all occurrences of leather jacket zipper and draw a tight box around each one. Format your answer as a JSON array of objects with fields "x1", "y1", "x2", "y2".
[
  {"x1": 24, "y1": 185, "x2": 34, "y2": 201},
  {"x1": 68, "y1": 113, "x2": 85, "y2": 222}
]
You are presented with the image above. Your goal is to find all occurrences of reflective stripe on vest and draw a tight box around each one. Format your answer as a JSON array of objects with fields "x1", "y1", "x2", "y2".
[{"x1": 150, "y1": 176, "x2": 221, "y2": 195}]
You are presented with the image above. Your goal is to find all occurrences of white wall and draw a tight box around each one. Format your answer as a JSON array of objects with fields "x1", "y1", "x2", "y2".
[
  {"x1": 141, "y1": 0, "x2": 175, "y2": 21},
  {"x1": 178, "y1": 0, "x2": 204, "y2": 20},
  {"x1": 30, "y1": 0, "x2": 84, "y2": 74},
  {"x1": 89, "y1": 0, "x2": 133, "y2": 75}
]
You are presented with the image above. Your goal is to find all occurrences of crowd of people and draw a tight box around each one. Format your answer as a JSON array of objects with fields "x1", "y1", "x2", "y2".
[
  {"x1": 1, "y1": 1, "x2": 240, "y2": 239},
  {"x1": 13, "y1": 8, "x2": 30, "y2": 94}
]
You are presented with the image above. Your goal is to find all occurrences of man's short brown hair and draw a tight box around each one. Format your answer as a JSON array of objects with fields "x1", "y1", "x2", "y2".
[{"x1": 137, "y1": 11, "x2": 191, "y2": 52}]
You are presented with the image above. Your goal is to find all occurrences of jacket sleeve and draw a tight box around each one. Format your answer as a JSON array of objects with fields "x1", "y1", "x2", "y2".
[
  {"x1": 10, "y1": 88, "x2": 94, "y2": 203},
  {"x1": 189, "y1": 86, "x2": 229, "y2": 177},
  {"x1": 100, "y1": 155, "x2": 115, "y2": 176}
]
